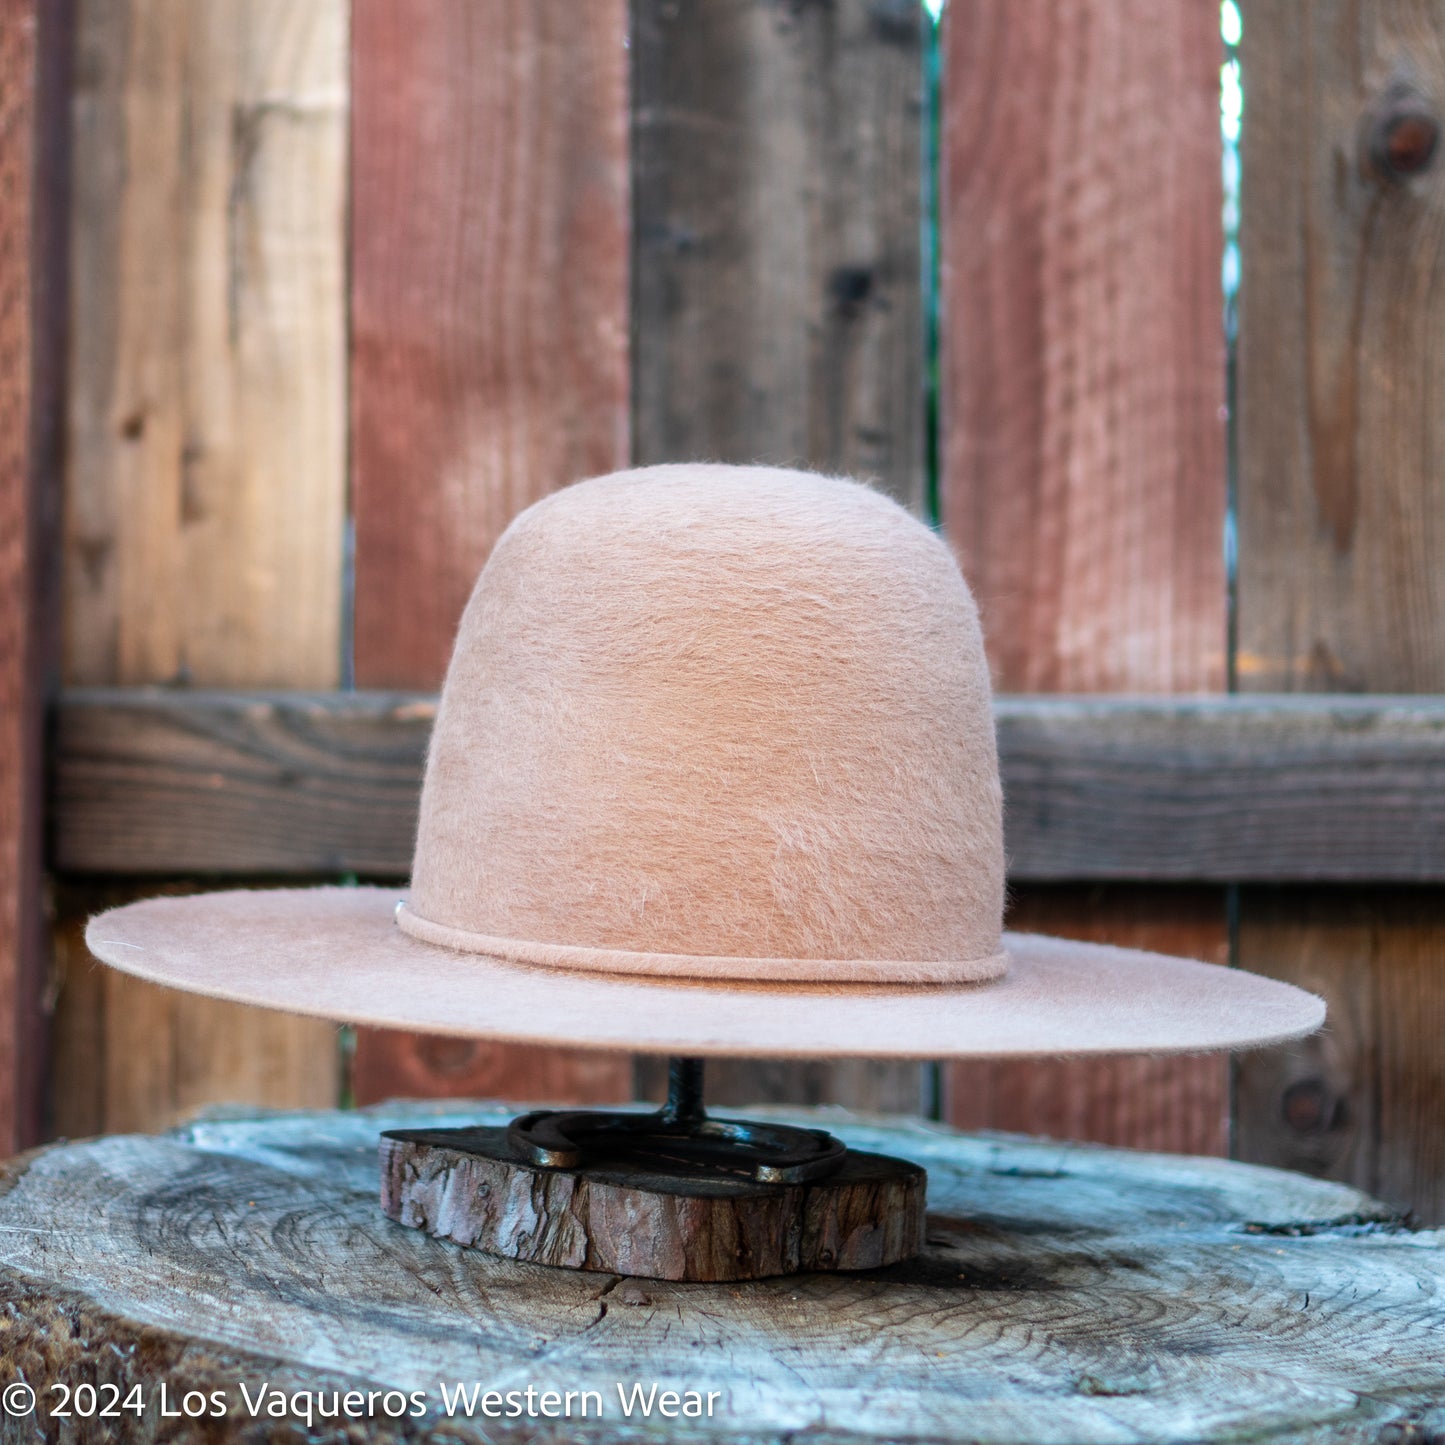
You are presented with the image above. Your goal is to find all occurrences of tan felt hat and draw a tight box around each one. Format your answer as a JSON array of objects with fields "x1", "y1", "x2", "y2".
[{"x1": 88, "y1": 464, "x2": 1323, "y2": 1057}]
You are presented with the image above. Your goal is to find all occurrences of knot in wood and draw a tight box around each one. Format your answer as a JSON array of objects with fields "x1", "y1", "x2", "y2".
[
  {"x1": 1367, "y1": 88, "x2": 1440, "y2": 179},
  {"x1": 1281, "y1": 1078, "x2": 1344, "y2": 1135}
]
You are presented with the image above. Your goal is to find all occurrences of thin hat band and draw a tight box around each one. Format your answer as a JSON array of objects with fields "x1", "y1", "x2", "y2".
[{"x1": 394, "y1": 900, "x2": 1011, "y2": 985}]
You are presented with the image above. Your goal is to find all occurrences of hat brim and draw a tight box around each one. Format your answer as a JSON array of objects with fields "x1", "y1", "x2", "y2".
[{"x1": 85, "y1": 887, "x2": 1324, "y2": 1059}]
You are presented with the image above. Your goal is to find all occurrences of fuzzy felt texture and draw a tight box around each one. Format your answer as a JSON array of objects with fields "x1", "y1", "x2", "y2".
[
  {"x1": 406, "y1": 464, "x2": 1006, "y2": 982},
  {"x1": 84, "y1": 888, "x2": 1327, "y2": 1058}
]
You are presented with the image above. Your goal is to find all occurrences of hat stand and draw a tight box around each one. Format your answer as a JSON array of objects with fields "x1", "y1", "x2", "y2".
[{"x1": 379, "y1": 1057, "x2": 926, "y2": 1282}]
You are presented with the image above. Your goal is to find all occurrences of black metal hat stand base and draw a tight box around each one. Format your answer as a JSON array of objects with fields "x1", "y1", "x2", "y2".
[{"x1": 379, "y1": 1058, "x2": 926, "y2": 1281}]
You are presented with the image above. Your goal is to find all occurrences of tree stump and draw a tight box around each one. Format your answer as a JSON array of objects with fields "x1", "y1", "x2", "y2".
[{"x1": 2, "y1": 1103, "x2": 1444, "y2": 1444}]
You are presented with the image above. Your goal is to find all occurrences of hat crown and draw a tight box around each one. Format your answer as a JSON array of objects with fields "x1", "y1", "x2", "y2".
[{"x1": 404, "y1": 464, "x2": 1005, "y2": 982}]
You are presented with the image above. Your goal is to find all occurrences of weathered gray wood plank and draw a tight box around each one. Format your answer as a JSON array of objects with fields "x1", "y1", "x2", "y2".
[
  {"x1": 51, "y1": 689, "x2": 1445, "y2": 881},
  {"x1": 53, "y1": 688, "x2": 430, "y2": 876},
  {"x1": 1, "y1": 1104, "x2": 1442, "y2": 1443},
  {"x1": 999, "y1": 694, "x2": 1445, "y2": 880},
  {"x1": 631, "y1": 0, "x2": 924, "y2": 510}
]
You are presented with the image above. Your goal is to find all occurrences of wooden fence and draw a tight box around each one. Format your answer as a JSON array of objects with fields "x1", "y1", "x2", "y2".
[{"x1": 2, "y1": 0, "x2": 1444, "y2": 1221}]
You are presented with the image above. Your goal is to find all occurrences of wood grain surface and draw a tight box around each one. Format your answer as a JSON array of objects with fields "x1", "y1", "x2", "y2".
[
  {"x1": 941, "y1": 0, "x2": 1226, "y2": 696},
  {"x1": 1234, "y1": 2, "x2": 1445, "y2": 1224},
  {"x1": 49, "y1": 690, "x2": 1445, "y2": 882},
  {"x1": 57, "y1": 0, "x2": 350, "y2": 1132},
  {"x1": 0, "y1": 0, "x2": 64, "y2": 1153},
  {"x1": 348, "y1": 0, "x2": 631, "y2": 1110},
  {"x1": 995, "y1": 695, "x2": 1445, "y2": 880},
  {"x1": 632, "y1": 0, "x2": 924, "y2": 510},
  {"x1": 2, "y1": 1104, "x2": 1443, "y2": 1443},
  {"x1": 65, "y1": 0, "x2": 348, "y2": 689},
  {"x1": 1234, "y1": 889, "x2": 1445, "y2": 1225},
  {"x1": 940, "y1": 0, "x2": 1228, "y2": 1152},
  {"x1": 350, "y1": 0, "x2": 629, "y2": 688},
  {"x1": 947, "y1": 889, "x2": 1229, "y2": 1156},
  {"x1": 632, "y1": 0, "x2": 925, "y2": 1110},
  {"x1": 50, "y1": 884, "x2": 344, "y2": 1139},
  {"x1": 54, "y1": 690, "x2": 432, "y2": 877}
]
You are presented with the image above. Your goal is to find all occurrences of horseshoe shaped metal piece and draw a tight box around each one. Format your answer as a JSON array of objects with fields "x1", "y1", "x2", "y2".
[{"x1": 505, "y1": 1058, "x2": 848, "y2": 1185}]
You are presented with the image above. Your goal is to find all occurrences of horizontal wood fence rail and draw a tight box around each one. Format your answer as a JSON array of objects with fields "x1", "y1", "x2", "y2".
[{"x1": 50, "y1": 688, "x2": 1445, "y2": 883}]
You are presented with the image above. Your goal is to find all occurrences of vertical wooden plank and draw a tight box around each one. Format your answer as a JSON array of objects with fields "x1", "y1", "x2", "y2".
[
  {"x1": 0, "y1": 0, "x2": 67, "y2": 1151},
  {"x1": 65, "y1": 1, "x2": 348, "y2": 689},
  {"x1": 1235, "y1": 5, "x2": 1445, "y2": 699},
  {"x1": 1235, "y1": 3, "x2": 1445, "y2": 1221},
  {"x1": 50, "y1": 912, "x2": 104, "y2": 1139},
  {"x1": 632, "y1": 0, "x2": 924, "y2": 511},
  {"x1": 57, "y1": 0, "x2": 348, "y2": 1132},
  {"x1": 941, "y1": 1, "x2": 1226, "y2": 694},
  {"x1": 350, "y1": 0, "x2": 631, "y2": 690},
  {"x1": 1237, "y1": 890, "x2": 1445, "y2": 1223},
  {"x1": 0, "y1": 0, "x2": 41, "y2": 1150},
  {"x1": 947, "y1": 889, "x2": 1229, "y2": 1154},
  {"x1": 630, "y1": 0, "x2": 927, "y2": 1109},
  {"x1": 348, "y1": 0, "x2": 632, "y2": 1107},
  {"x1": 1233, "y1": 891, "x2": 1379, "y2": 1192},
  {"x1": 940, "y1": 1, "x2": 1230, "y2": 1151}
]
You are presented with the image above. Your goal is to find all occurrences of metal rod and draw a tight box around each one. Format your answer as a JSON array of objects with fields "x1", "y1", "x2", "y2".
[{"x1": 663, "y1": 1056, "x2": 706, "y2": 1124}]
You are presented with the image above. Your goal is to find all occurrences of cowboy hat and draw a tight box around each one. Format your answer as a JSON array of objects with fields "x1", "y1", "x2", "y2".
[{"x1": 87, "y1": 465, "x2": 1323, "y2": 1057}]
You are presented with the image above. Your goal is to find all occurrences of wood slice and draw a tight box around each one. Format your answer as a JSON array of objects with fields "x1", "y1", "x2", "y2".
[
  {"x1": 380, "y1": 1125, "x2": 924, "y2": 1281},
  {"x1": 3, "y1": 1104, "x2": 1445, "y2": 1443}
]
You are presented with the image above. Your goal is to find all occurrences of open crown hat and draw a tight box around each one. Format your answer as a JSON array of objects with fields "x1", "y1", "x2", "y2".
[{"x1": 88, "y1": 464, "x2": 1324, "y2": 1058}]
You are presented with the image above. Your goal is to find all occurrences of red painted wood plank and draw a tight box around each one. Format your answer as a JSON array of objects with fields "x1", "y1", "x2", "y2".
[
  {"x1": 947, "y1": 888, "x2": 1229, "y2": 1155},
  {"x1": 350, "y1": 0, "x2": 630, "y2": 688},
  {"x1": 0, "y1": 0, "x2": 67, "y2": 1151},
  {"x1": 939, "y1": 0, "x2": 1228, "y2": 1152},
  {"x1": 349, "y1": 0, "x2": 631, "y2": 1106}
]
